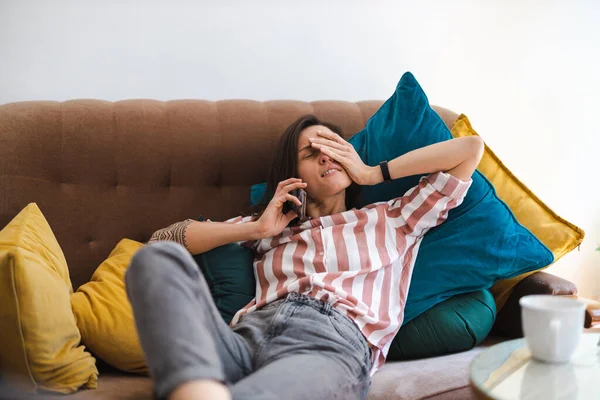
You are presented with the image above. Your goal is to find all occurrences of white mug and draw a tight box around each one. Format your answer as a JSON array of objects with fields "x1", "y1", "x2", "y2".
[{"x1": 519, "y1": 295, "x2": 586, "y2": 363}]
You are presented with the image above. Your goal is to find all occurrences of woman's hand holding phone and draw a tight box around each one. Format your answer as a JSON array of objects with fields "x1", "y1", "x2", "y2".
[{"x1": 256, "y1": 178, "x2": 307, "y2": 238}]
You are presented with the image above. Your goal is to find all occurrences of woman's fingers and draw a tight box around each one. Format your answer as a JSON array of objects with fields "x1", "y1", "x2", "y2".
[
  {"x1": 273, "y1": 180, "x2": 306, "y2": 207},
  {"x1": 316, "y1": 130, "x2": 348, "y2": 146},
  {"x1": 282, "y1": 181, "x2": 307, "y2": 193},
  {"x1": 310, "y1": 139, "x2": 347, "y2": 152},
  {"x1": 277, "y1": 178, "x2": 302, "y2": 189},
  {"x1": 284, "y1": 193, "x2": 301, "y2": 206},
  {"x1": 318, "y1": 145, "x2": 345, "y2": 162},
  {"x1": 277, "y1": 179, "x2": 304, "y2": 193},
  {"x1": 275, "y1": 193, "x2": 300, "y2": 208}
]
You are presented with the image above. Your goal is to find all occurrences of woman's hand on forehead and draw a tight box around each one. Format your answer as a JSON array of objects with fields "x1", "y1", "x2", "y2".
[
  {"x1": 308, "y1": 130, "x2": 375, "y2": 186},
  {"x1": 315, "y1": 130, "x2": 346, "y2": 143}
]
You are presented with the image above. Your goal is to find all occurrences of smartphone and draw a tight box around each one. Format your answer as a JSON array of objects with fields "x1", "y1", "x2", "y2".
[{"x1": 285, "y1": 188, "x2": 307, "y2": 222}]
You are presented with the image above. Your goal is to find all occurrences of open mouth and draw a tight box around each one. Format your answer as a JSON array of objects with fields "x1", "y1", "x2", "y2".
[{"x1": 321, "y1": 169, "x2": 340, "y2": 178}]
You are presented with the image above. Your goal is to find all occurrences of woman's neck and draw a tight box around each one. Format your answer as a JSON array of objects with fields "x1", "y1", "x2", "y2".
[{"x1": 306, "y1": 194, "x2": 347, "y2": 218}]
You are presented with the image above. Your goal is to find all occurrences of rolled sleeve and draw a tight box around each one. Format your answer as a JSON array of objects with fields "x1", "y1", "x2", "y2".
[
  {"x1": 425, "y1": 171, "x2": 472, "y2": 200},
  {"x1": 386, "y1": 171, "x2": 472, "y2": 237}
]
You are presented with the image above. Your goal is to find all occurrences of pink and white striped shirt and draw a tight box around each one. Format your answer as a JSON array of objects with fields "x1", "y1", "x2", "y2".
[{"x1": 210, "y1": 171, "x2": 471, "y2": 376}]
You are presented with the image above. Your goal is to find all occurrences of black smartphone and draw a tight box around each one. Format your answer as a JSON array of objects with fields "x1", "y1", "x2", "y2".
[{"x1": 284, "y1": 188, "x2": 307, "y2": 222}]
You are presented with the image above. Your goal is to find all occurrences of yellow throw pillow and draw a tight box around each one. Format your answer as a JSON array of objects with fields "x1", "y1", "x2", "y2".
[
  {"x1": 0, "y1": 203, "x2": 98, "y2": 394},
  {"x1": 450, "y1": 115, "x2": 585, "y2": 310},
  {"x1": 71, "y1": 239, "x2": 148, "y2": 374}
]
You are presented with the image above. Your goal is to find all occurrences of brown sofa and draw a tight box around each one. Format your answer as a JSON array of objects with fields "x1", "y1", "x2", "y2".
[{"x1": 0, "y1": 99, "x2": 579, "y2": 399}]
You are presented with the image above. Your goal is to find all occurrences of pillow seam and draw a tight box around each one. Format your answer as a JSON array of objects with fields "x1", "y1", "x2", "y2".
[{"x1": 9, "y1": 249, "x2": 38, "y2": 390}]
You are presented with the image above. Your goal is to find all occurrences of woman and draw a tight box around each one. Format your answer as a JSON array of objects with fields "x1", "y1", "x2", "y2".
[{"x1": 126, "y1": 114, "x2": 484, "y2": 400}]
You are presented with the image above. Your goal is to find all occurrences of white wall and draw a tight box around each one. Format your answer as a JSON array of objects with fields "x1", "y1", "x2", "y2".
[{"x1": 1, "y1": 0, "x2": 599, "y2": 298}]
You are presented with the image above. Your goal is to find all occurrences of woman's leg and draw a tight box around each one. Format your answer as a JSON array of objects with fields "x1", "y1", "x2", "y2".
[
  {"x1": 125, "y1": 241, "x2": 254, "y2": 400},
  {"x1": 229, "y1": 292, "x2": 372, "y2": 400}
]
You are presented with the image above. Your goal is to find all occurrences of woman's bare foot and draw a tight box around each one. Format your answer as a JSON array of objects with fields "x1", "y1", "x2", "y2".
[{"x1": 169, "y1": 379, "x2": 231, "y2": 400}]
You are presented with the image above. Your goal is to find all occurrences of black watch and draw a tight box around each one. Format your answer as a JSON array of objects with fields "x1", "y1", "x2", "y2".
[{"x1": 379, "y1": 160, "x2": 392, "y2": 184}]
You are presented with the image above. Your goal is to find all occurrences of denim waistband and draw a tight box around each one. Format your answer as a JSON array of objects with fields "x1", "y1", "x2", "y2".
[
  {"x1": 284, "y1": 291, "x2": 334, "y2": 315},
  {"x1": 286, "y1": 292, "x2": 371, "y2": 350},
  {"x1": 284, "y1": 291, "x2": 355, "y2": 323},
  {"x1": 281, "y1": 291, "x2": 372, "y2": 356},
  {"x1": 266, "y1": 291, "x2": 359, "y2": 330}
]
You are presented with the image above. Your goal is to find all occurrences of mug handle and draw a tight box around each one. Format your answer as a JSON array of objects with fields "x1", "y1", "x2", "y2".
[{"x1": 550, "y1": 318, "x2": 561, "y2": 359}]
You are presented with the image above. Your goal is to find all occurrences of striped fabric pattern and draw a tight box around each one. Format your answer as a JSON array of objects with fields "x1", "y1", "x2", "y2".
[{"x1": 210, "y1": 171, "x2": 472, "y2": 377}]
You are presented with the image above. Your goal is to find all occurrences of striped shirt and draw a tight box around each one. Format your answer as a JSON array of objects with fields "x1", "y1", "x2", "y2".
[{"x1": 209, "y1": 171, "x2": 472, "y2": 377}]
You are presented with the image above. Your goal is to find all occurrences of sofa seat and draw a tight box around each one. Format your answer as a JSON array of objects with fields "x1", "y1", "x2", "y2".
[
  {"x1": 28, "y1": 337, "x2": 503, "y2": 400},
  {"x1": 367, "y1": 337, "x2": 503, "y2": 400}
]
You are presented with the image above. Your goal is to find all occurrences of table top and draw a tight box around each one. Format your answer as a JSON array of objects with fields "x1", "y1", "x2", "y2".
[{"x1": 470, "y1": 332, "x2": 600, "y2": 400}]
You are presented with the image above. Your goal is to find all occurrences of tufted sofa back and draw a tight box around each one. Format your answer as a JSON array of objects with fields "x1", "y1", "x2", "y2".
[{"x1": 0, "y1": 99, "x2": 388, "y2": 289}]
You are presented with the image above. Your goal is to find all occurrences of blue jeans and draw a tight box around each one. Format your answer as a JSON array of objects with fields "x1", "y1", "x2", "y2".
[{"x1": 125, "y1": 241, "x2": 372, "y2": 400}]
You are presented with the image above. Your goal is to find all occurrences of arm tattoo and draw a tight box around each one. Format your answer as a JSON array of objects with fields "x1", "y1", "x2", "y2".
[{"x1": 148, "y1": 219, "x2": 195, "y2": 253}]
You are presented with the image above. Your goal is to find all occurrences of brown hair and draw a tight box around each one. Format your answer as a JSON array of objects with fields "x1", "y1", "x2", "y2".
[{"x1": 243, "y1": 114, "x2": 362, "y2": 226}]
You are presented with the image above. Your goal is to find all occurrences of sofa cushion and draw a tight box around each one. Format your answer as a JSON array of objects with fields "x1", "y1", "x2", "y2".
[
  {"x1": 250, "y1": 72, "x2": 554, "y2": 325},
  {"x1": 450, "y1": 115, "x2": 585, "y2": 310},
  {"x1": 387, "y1": 290, "x2": 496, "y2": 361},
  {"x1": 57, "y1": 338, "x2": 502, "y2": 400},
  {"x1": 71, "y1": 239, "x2": 148, "y2": 375},
  {"x1": 0, "y1": 203, "x2": 98, "y2": 394},
  {"x1": 368, "y1": 337, "x2": 501, "y2": 400}
]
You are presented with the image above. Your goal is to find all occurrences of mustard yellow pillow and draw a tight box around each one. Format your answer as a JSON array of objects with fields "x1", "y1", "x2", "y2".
[
  {"x1": 0, "y1": 203, "x2": 98, "y2": 394},
  {"x1": 450, "y1": 115, "x2": 585, "y2": 310},
  {"x1": 71, "y1": 239, "x2": 148, "y2": 374}
]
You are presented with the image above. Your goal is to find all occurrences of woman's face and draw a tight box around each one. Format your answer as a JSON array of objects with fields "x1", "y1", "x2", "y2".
[{"x1": 296, "y1": 125, "x2": 353, "y2": 201}]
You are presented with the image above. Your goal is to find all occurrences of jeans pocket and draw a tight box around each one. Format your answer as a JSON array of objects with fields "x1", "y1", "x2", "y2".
[
  {"x1": 330, "y1": 313, "x2": 364, "y2": 349},
  {"x1": 329, "y1": 312, "x2": 371, "y2": 373}
]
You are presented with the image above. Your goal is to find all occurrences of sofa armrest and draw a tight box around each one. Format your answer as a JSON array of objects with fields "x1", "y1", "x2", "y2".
[
  {"x1": 431, "y1": 105, "x2": 459, "y2": 130},
  {"x1": 560, "y1": 296, "x2": 600, "y2": 328},
  {"x1": 586, "y1": 301, "x2": 600, "y2": 328},
  {"x1": 491, "y1": 271, "x2": 578, "y2": 338}
]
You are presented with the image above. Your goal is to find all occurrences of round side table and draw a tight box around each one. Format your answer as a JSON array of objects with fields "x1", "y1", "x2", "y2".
[{"x1": 469, "y1": 333, "x2": 600, "y2": 400}]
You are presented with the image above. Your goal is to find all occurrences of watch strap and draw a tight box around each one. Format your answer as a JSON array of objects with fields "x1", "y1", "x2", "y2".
[{"x1": 379, "y1": 160, "x2": 392, "y2": 183}]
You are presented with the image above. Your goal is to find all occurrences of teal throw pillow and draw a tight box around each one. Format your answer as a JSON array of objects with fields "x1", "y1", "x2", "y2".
[
  {"x1": 387, "y1": 289, "x2": 496, "y2": 360},
  {"x1": 249, "y1": 71, "x2": 553, "y2": 325},
  {"x1": 193, "y1": 216, "x2": 255, "y2": 325}
]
